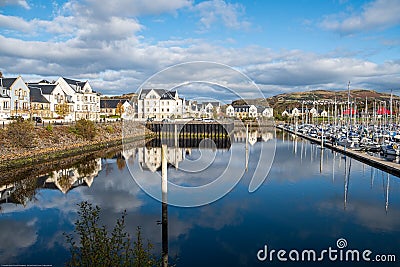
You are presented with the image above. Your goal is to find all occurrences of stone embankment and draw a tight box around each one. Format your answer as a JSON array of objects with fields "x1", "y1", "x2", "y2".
[{"x1": 0, "y1": 121, "x2": 154, "y2": 171}]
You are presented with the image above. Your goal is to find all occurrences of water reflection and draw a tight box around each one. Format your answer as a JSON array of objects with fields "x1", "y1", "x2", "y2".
[{"x1": 0, "y1": 128, "x2": 399, "y2": 266}]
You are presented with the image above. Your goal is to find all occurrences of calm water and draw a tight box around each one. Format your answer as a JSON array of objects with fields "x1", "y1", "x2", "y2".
[{"x1": 1, "y1": 129, "x2": 399, "y2": 266}]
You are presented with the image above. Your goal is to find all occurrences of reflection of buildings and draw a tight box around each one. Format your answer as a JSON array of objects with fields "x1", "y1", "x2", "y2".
[
  {"x1": 0, "y1": 159, "x2": 102, "y2": 205},
  {"x1": 234, "y1": 130, "x2": 274, "y2": 145},
  {"x1": 137, "y1": 146, "x2": 191, "y2": 172},
  {"x1": 45, "y1": 158, "x2": 102, "y2": 194}
]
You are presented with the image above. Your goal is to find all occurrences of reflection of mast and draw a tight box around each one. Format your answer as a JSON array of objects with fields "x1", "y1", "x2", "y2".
[
  {"x1": 161, "y1": 144, "x2": 168, "y2": 267},
  {"x1": 332, "y1": 152, "x2": 335, "y2": 182},
  {"x1": 319, "y1": 147, "x2": 323, "y2": 173},
  {"x1": 370, "y1": 167, "x2": 375, "y2": 189},
  {"x1": 344, "y1": 158, "x2": 351, "y2": 210},
  {"x1": 245, "y1": 124, "x2": 249, "y2": 171},
  {"x1": 300, "y1": 140, "x2": 303, "y2": 163},
  {"x1": 385, "y1": 173, "x2": 390, "y2": 213}
]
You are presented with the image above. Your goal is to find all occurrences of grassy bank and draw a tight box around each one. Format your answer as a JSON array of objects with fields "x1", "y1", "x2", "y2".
[{"x1": 0, "y1": 120, "x2": 155, "y2": 172}]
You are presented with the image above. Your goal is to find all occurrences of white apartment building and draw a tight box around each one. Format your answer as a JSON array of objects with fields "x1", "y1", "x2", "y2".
[
  {"x1": 0, "y1": 76, "x2": 30, "y2": 118},
  {"x1": 0, "y1": 92, "x2": 10, "y2": 120},
  {"x1": 28, "y1": 81, "x2": 70, "y2": 118},
  {"x1": 56, "y1": 77, "x2": 101, "y2": 121},
  {"x1": 137, "y1": 89, "x2": 184, "y2": 119}
]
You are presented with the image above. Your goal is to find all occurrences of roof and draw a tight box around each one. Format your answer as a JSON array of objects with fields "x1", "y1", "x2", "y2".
[
  {"x1": 29, "y1": 87, "x2": 50, "y2": 103},
  {"x1": 256, "y1": 106, "x2": 266, "y2": 113},
  {"x1": 100, "y1": 99, "x2": 128, "y2": 108},
  {"x1": 63, "y1": 77, "x2": 85, "y2": 86},
  {"x1": 28, "y1": 83, "x2": 58, "y2": 94},
  {"x1": 0, "y1": 78, "x2": 18, "y2": 89},
  {"x1": 139, "y1": 89, "x2": 167, "y2": 99},
  {"x1": 233, "y1": 105, "x2": 250, "y2": 108},
  {"x1": 63, "y1": 77, "x2": 88, "y2": 92},
  {"x1": 160, "y1": 91, "x2": 176, "y2": 100},
  {"x1": 202, "y1": 101, "x2": 220, "y2": 107}
]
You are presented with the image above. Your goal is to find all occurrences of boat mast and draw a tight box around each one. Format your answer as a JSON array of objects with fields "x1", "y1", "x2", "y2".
[
  {"x1": 365, "y1": 96, "x2": 368, "y2": 127},
  {"x1": 347, "y1": 81, "x2": 350, "y2": 139},
  {"x1": 390, "y1": 89, "x2": 393, "y2": 131}
]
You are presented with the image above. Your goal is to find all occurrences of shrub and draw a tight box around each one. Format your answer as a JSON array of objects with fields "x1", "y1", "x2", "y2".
[
  {"x1": 72, "y1": 119, "x2": 97, "y2": 140},
  {"x1": 64, "y1": 201, "x2": 158, "y2": 267},
  {"x1": 45, "y1": 124, "x2": 53, "y2": 132},
  {"x1": 105, "y1": 125, "x2": 114, "y2": 134},
  {"x1": 7, "y1": 119, "x2": 36, "y2": 148}
]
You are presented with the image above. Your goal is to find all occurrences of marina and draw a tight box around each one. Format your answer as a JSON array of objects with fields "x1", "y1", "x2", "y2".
[{"x1": 277, "y1": 125, "x2": 400, "y2": 178}]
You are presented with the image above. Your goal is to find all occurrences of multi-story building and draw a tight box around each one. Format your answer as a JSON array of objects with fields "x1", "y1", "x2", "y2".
[
  {"x1": 226, "y1": 104, "x2": 258, "y2": 119},
  {"x1": 227, "y1": 104, "x2": 273, "y2": 119},
  {"x1": 199, "y1": 102, "x2": 221, "y2": 118},
  {"x1": 0, "y1": 76, "x2": 30, "y2": 118},
  {"x1": 29, "y1": 87, "x2": 51, "y2": 118},
  {"x1": 100, "y1": 99, "x2": 133, "y2": 118},
  {"x1": 28, "y1": 81, "x2": 69, "y2": 118},
  {"x1": 0, "y1": 91, "x2": 10, "y2": 120},
  {"x1": 56, "y1": 77, "x2": 101, "y2": 121},
  {"x1": 137, "y1": 89, "x2": 184, "y2": 120}
]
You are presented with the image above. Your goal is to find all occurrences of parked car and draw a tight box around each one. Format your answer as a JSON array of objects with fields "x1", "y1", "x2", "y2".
[
  {"x1": 146, "y1": 117, "x2": 154, "y2": 122},
  {"x1": 7, "y1": 115, "x2": 24, "y2": 121},
  {"x1": 32, "y1": 116, "x2": 42, "y2": 123}
]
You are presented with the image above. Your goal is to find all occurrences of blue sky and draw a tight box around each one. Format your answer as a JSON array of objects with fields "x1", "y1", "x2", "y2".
[{"x1": 0, "y1": 0, "x2": 399, "y2": 99}]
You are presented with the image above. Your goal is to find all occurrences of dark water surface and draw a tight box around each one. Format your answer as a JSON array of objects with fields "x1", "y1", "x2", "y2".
[{"x1": 0, "y1": 129, "x2": 399, "y2": 266}]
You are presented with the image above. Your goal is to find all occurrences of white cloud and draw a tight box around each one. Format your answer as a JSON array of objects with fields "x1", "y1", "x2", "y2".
[
  {"x1": 0, "y1": 0, "x2": 398, "y2": 97},
  {"x1": 0, "y1": 14, "x2": 33, "y2": 32},
  {"x1": 66, "y1": 0, "x2": 192, "y2": 19},
  {"x1": 0, "y1": 219, "x2": 38, "y2": 262},
  {"x1": 0, "y1": 0, "x2": 30, "y2": 9},
  {"x1": 320, "y1": 0, "x2": 400, "y2": 34},
  {"x1": 192, "y1": 0, "x2": 251, "y2": 30}
]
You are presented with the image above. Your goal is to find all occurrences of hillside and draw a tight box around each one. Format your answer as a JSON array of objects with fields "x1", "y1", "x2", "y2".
[{"x1": 233, "y1": 89, "x2": 400, "y2": 115}]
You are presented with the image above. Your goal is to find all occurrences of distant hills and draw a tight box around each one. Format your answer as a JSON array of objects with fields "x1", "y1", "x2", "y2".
[{"x1": 233, "y1": 89, "x2": 400, "y2": 115}]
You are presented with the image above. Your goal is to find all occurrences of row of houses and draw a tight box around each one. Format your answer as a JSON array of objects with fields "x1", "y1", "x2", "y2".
[
  {"x1": 137, "y1": 88, "x2": 274, "y2": 120},
  {"x1": 282, "y1": 107, "x2": 328, "y2": 118},
  {"x1": 0, "y1": 76, "x2": 103, "y2": 121},
  {"x1": 282, "y1": 106, "x2": 395, "y2": 118},
  {"x1": 0, "y1": 76, "x2": 273, "y2": 121}
]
